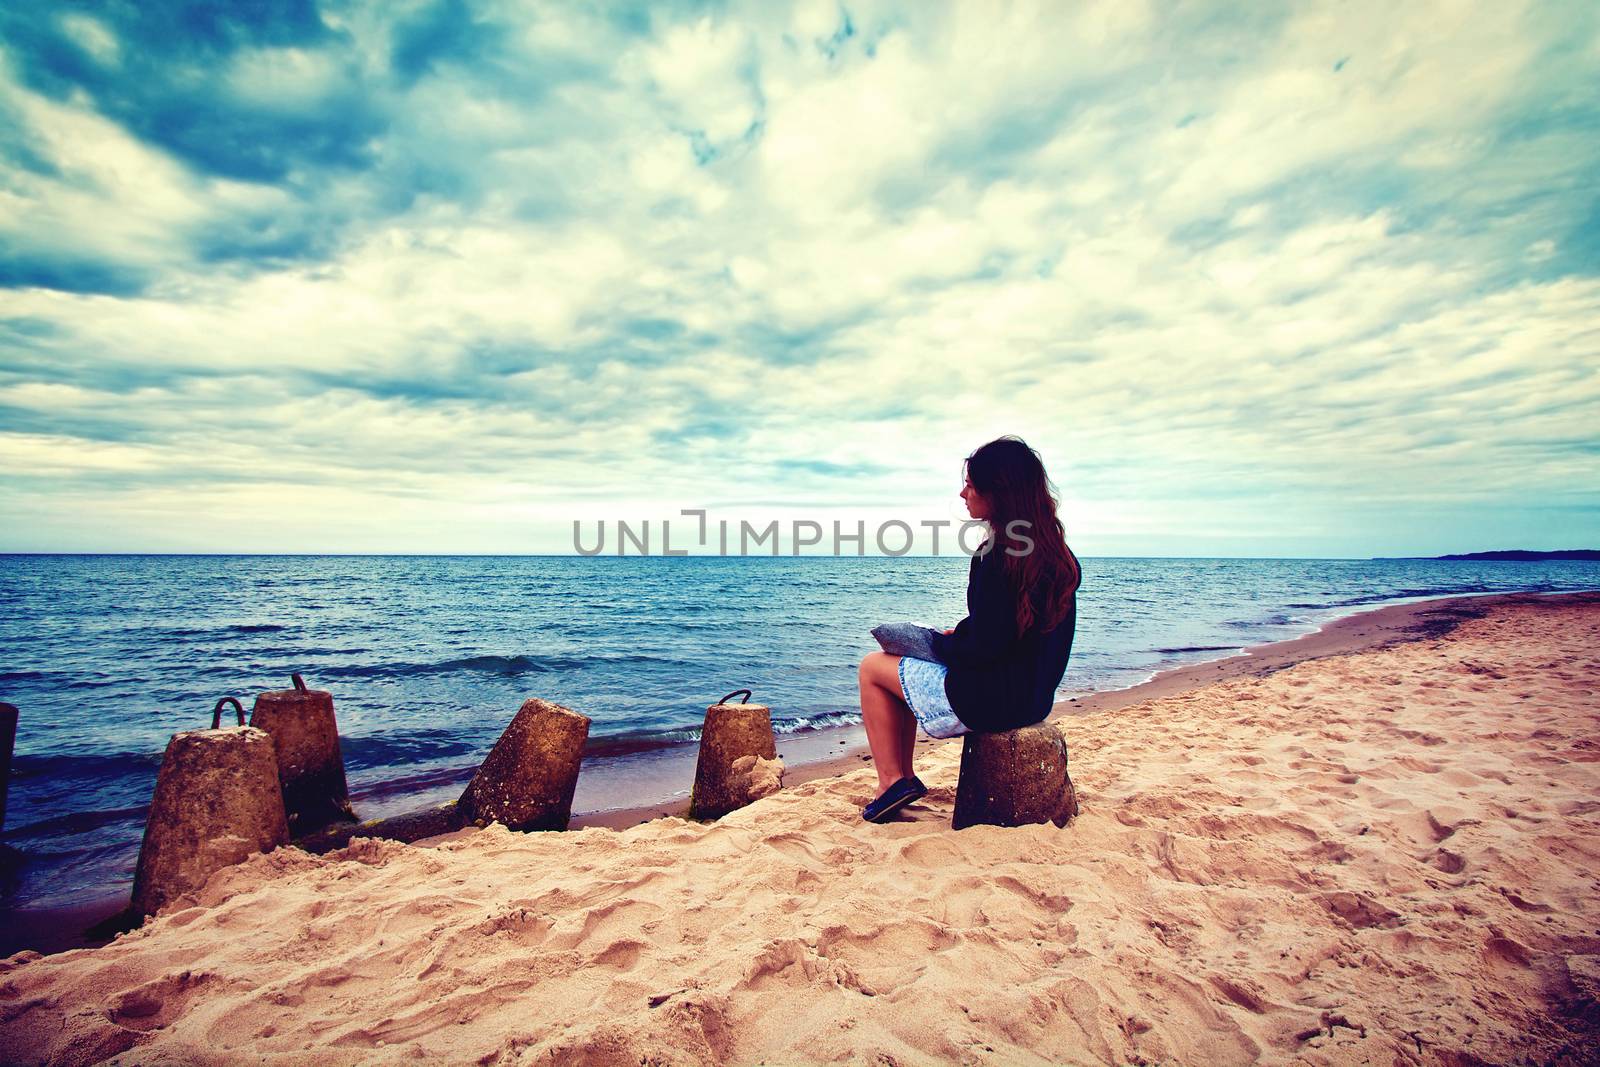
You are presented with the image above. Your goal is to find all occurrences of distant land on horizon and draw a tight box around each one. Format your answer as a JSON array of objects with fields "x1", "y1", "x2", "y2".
[{"x1": 1378, "y1": 550, "x2": 1600, "y2": 562}]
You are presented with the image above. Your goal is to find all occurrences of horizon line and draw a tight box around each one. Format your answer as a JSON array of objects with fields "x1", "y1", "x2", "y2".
[{"x1": 2, "y1": 550, "x2": 1595, "y2": 562}]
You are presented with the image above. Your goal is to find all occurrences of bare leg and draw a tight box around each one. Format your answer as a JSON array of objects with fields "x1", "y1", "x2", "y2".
[
  {"x1": 897, "y1": 688, "x2": 917, "y2": 774},
  {"x1": 858, "y1": 652, "x2": 917, "y2": 792},
  {"x1": 884, "y1": 658, "x2": 919, "y2": 774}
]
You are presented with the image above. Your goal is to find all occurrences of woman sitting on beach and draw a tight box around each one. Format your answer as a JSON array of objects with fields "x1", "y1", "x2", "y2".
[{"x1": 857, "y1": 436, "x2": 1082, "y2": 822}]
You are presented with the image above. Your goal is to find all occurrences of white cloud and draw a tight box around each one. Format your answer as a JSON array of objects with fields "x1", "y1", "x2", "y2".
[
  {"x1": 58, "y1": 14, "x2": 120, "y2": 66},
  {"x1": 0, "y1": 432, "x2": 164, "y2": 475},
  {"x1": 0, "y1": 58, "x2": 294, "y2": 286},
  {"x1": 226, "y1": 47, "x2": 345, "y2": 110},
  {"x1": 639, "y1": 16, "x2": 761, "y2": 147},
  {"x1": 1, "y1": 0, "x2": 1596, "y2": 553},
  {"x1": 0, "y1": 79, "x2": 206, "y2": 265}
]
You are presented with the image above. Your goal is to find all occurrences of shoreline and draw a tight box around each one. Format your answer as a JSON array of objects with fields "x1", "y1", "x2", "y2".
[
  {"x1": 0, "y1": 589, "x2": 1577, "y2": 959},
  {"x1": 570, "y1": 589, "x2": 1536, "y2": 831}
]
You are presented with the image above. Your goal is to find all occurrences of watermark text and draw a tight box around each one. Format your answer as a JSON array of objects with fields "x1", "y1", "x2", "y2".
[{"x1": 572, "y1": 509, "x2": 1036, "y2": 557}]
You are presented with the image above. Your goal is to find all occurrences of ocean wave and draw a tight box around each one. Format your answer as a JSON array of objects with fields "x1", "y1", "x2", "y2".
[
  {"x1": 346, "y1": 725, "x2": 707, "y2": 767},
  {"x1": 343, "y1": 730, "x2": 481, "y2": 770},
  {"x1": 583, "y1": 729, "x2": 702, "y2": 758},
  {"x1": 579, "y1": 710, "x2": 861, "y2": 759},
  {"x1": 11, "y1": 749, "x2": 164, "y2": 780},
  {"x1": 315, "y1": 651, "x2": 680, "y2": 681},
  {"x1": 1285, "y1": 582, "x2": 1563, "y2": 610},
  {"x1": 0, "y1": 670, "x2": 129, "y2": 690},
  {"x1": 163, "y1": 623, "x2": 288, "y2": 638},
  {"x1": 348, "y1": 763, "x2": 477, "y2": 802},
  {"x1": 2, "y1": 804, "x2": 149, "y2": 841},
  {"x1": 1223, "y1": 613, "x2": 1295, "y2": 629},
  {"x1": 1153, "y1": 645, "x2": 1238, "y2": 654},
  {"x1": 318, "y1": 654, "x2": 585, "y2": 680},
  {"x1": 246, "y1": 646, "x2": 372, "y2": 659},
  {"x1": 773, "y1": 710, "x2": 861, "y2": 734}
]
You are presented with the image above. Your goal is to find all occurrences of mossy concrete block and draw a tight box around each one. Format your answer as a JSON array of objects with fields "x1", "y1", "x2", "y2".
[
  {"x1": 459, "y1": 698, "x2": 590, "y2": 832},
  {"x1": 952, "y1": 722, "x2": 1079, "y2": 831},
  {"x1": 131, "y1": 726, "x2": 288, "y2": 918},
  {"x1": 250, "y1": 686, "x2": 355, "y2": 834},
  {"x1": 690, "y1": 701, "x2": 779, "y2": 820}
]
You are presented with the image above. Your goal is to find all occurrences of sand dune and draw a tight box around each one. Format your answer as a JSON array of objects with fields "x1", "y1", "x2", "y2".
[{"x1": 3, "y1": 594, "x2": 1598, "y2": 1065}]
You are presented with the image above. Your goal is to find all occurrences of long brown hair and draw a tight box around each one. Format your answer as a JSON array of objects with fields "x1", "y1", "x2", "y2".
[{"x1": 965, "y1": 436, "x2": 1081, "y2": 634}]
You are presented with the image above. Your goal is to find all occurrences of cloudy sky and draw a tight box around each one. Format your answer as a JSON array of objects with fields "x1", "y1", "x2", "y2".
[{"x1": 0, "y1": 1, "x2": 1596, "y2": 557}]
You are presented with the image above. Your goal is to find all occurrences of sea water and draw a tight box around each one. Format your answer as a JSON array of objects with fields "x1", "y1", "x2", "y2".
[{"x1": 2, "y1": 553, "x2": 1597, "y2": 910}]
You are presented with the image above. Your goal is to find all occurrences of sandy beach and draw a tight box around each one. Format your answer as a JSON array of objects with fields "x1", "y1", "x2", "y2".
[{"x1": 3, "y1": 591, "x2": 1598, "y2": 1065}]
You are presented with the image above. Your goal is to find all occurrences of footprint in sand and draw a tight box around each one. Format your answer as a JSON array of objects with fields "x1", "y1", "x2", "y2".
[
  {"x1": 1437, "y1": 768, "x2": 1485, "y2": 788},
  {"x1": 740, "y1": 937, "x2": 824, "y2": 992},
  {"x1": 1497, "y1": 888, "x2": 1554, "y2": 914},
  {"x1": 762, "y1": 831, "x2": 830, "y2": 868},
  {"x1": 1207, "y1": 974, "x2": 1272, "y2": 1014},
  {"x1": 593, "y1": 937, "x2": 648, "y2": 971},
  {"x1": 1483, "y1": 936, "x2": 1535, "y2": 973},
  {"x1": 1315, "y1": 891, "x2": 1403, "y2": 930},
  {"x1": 1295, "y1": 839, "x2": 1355, "y2": 865},
  {"x1": 106, "y1": 970, "x2": 215, "y2": 1032},
  {"x1": 992, "y1": 873, "x2": 1075, "y2": 913},
  {"x1": 897, "y1": 834, "x2": 973, "y2": 869},
  {"x1": 1394, "y1": 809, "x2": 1466, "y2": 846},
  {"x1": 814, "y1": 919, "x2": 960, "y2": 995},
  {"x1": 1395, "y1": 729, "x2": 1447, "y2": 746}
]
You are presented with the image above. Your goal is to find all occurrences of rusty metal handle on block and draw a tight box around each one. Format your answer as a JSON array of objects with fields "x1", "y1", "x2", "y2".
[
  {"x1": 717, "y1": 689, "x2": 752, "y2": 705},
  {"x1": 211, "y1": 697, "x2": 245, "y2": 730},
  {"x1": 291, "y1": 673, "x2": 308, "y2": 692}
]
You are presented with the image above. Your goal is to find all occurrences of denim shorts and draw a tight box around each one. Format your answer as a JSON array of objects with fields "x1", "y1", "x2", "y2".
[{"x1": 897, "y1": 655, "x2": 970, "y2": 739}]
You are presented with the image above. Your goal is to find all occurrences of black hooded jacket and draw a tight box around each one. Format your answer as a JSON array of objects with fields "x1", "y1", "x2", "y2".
[{"x1": 928, "y1": 548, "x2": 1076, "y2": 732}]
